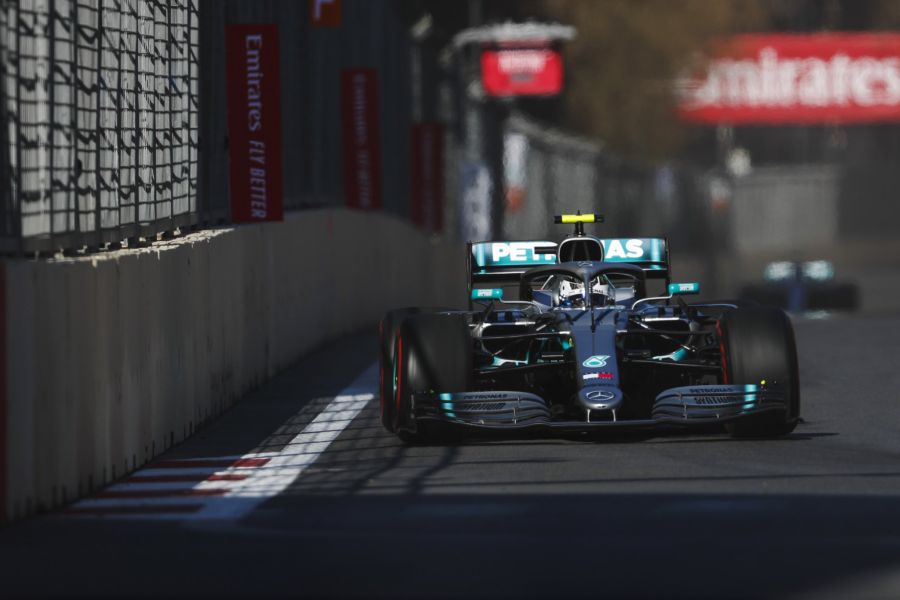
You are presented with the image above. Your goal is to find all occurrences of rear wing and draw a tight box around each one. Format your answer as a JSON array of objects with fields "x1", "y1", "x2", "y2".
[
  {"x1": 600, "y1": 238, "x2": 670, "y2": 277},
  {"x1": 467, "y1": 238, "x2": 671, "y2": 302},
  {"x1": 469, "y1": 241, "x2": 557, "y2": 283},
  {"x1": 467, "y1": 241, "x2": 556, "y2": 305}
]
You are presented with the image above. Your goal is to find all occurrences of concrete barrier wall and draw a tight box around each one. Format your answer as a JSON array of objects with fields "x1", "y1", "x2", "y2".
[
  {"x1": 730, "y1": 165, "x2": 841, "y2": 255},
  {"x1": 2, "y1": 209, "x2": 465, "y2": 520}
]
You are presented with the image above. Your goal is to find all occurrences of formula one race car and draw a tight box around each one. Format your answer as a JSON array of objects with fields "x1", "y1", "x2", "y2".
[
  {"x1": 741, "y1": 260, "x2": 859, "y2": 312},
  {"x1": 379, "y1": 214, "x2": 800, "y2": 443}
]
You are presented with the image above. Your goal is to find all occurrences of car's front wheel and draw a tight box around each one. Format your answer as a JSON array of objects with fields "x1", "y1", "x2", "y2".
[
  {"x1": 394, "y1": 313, "x2": 472, "y2": 444},
  {"x1": 718, "y1": 307, "x2": 801, "y2": 437},
  {"x1": 379, "y1": 308, "x2": 422, "y2": 433}
]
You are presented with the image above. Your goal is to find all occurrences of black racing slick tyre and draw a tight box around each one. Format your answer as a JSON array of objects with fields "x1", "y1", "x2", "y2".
[
  {"x1": 379, "y1": 308, "x2": 422, "y2": 432},
  {"x1": 394, "y1": 313, "x2": 472, "y2": 444},
  {"x1": 379, "y1": 307, "x2": 457, "y2": 432},
  {"x1": 718, "y1": 307, "x2": 800, "y2": 438}
]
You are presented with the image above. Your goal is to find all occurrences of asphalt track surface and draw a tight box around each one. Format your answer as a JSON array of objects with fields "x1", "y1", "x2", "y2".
[{"x1": 2, "y1": 313, "x2": 900, "y2": 599}]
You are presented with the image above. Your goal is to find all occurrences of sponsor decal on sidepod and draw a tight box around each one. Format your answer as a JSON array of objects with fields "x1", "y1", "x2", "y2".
[{"x1": 583, "y1": 372, "x2": 614, "y2": 381}]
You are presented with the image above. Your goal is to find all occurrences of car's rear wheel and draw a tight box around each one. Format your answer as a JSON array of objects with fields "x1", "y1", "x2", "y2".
[
  {"x1": 394, "y1": 313, "x2": 472, "y2": 444},
  {"x1": 718, "y1": 307, "x2": 800, "y2": 437}
]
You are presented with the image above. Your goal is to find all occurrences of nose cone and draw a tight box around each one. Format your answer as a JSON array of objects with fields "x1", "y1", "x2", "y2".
[{"x1": 578, "y1": 386, "x2": 624, "y2": 411}]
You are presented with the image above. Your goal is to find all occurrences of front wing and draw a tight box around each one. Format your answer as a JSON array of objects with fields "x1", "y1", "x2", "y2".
[{"x1": 410, "y1": 384, "x2": 788, "y2": 432}]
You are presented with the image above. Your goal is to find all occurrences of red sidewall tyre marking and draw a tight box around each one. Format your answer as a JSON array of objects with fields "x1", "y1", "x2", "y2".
[{"x1": 717, "y1": 321, "x2": 730, "y2": 384}]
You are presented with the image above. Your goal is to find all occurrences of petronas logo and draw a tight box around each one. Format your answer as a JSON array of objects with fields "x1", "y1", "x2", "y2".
[{"x1": 583, "y1": 355, "x2": 610, "y2": 368}]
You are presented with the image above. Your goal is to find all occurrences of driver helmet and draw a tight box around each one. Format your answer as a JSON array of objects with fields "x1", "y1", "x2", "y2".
[{"x1": 558, "y1": 279, "x2": 611, "y2": 308}]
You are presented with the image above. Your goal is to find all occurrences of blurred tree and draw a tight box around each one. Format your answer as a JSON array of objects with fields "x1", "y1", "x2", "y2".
[
  {"x1": 505, "y1": 0, "x2": 768, "y2": 160},
  {"x1": 870, "y1": 0, "x2": 900, "y2": 27}
]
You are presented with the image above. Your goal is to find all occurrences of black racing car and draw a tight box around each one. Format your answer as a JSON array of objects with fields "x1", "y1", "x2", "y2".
[{"x1": 379, "y1": 214, "x2": 799, "y2": 443}]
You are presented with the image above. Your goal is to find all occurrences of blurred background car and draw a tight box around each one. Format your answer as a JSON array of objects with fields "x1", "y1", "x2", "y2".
[{"x1": 741, "y1": 260, "x2": 860, "y2": 312}]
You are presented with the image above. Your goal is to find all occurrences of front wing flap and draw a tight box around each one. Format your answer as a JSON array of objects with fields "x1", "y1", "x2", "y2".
[
  {"x1": 652, "y1": 384, "x2": 787, "y2": 423},
  {"x1": 414, "y1": 391, "x2": 551, "y2": 427}
]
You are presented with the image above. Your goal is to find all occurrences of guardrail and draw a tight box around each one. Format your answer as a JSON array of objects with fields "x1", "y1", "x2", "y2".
[{"x1": 1, "y1": 208, "x2": 465, "y2": 521}]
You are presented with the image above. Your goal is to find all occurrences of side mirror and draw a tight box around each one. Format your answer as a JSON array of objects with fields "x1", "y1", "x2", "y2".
[
  {"x1": 471, "y1": 288, "x2": 504, "y2": 301},
  {"x1": 668, "y1": 282, "x2": 700, "y2": 296}
]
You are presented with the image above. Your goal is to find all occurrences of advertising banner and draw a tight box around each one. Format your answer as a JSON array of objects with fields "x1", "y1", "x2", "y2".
[
  {"x1": 411, "y1": 123, "x2": 444, "y2": 233},
  {"x1": 678, "y1": 33, "x2": 900, "y2": 124},
  {"x1": 481, "y1": 47, "x2": 563, "y2": 97},
  {"x1": 225, "y1": 24, "x2": 284, "y2": 222},
  {"x1": 341, "y1": 68, "x2": 383, "y2": 210}
]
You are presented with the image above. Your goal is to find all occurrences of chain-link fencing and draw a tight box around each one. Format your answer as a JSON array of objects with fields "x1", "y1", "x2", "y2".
[{"x1": 0, "y1": 0, "x2": 199, "y2": 254}]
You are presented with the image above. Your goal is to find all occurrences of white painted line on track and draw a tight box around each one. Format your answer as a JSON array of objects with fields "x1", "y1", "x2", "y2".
[
  {"x1": 65, "y1": 365, "x2": 378, "y2": 521},
  {"x1": 193, "y1": 392, "x2": 373, "y2": 520}
]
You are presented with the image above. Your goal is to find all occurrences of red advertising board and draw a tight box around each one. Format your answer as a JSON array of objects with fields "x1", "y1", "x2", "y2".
[
  {"x1": 309, "y1": 0, "x2": 341, "y2": 27},
  {"x1": 411, "y1": 123, "x2": 444, "y2": 233},
  {"x1": 341, "y1": 69, "x2": 383, "y2": 210},
  {"x1": 678, "y1": 33, "x2": 900, "y2": 124},
  {"x1": 481, "y1": 47, "x2": 563, "y2": 97},
  {"x1": 225, "y1": 24, "x2": 284, "y2": 222}
]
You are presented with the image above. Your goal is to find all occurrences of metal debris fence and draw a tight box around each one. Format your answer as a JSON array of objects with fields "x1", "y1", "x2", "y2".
[{"x1": 0, "y1": 0, "x2": 199, "y2": 254}]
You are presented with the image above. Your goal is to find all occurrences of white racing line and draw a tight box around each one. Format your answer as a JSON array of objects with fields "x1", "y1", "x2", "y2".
[{"x1": 65, "y1": 366, "x2": 377, "y2": 521}]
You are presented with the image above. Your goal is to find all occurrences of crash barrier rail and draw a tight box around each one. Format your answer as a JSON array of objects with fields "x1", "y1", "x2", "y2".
[
  {"x1": 1, "y1": 208, "x2": 465, "y2": 521},
  {"x1": 729, "y1": 165, "x2": 840, "y2": 254},
  {"x1": 0, "y1": 0, "x2": 200, "y2": 255}
]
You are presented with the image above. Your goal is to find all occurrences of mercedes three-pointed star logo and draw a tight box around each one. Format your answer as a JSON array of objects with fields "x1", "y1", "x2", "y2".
[{"x1": 585, "y1": 390, "x2": 616, "y2": 402}]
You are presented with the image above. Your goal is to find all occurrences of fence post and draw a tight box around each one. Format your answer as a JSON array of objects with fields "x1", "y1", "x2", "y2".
[
  {"x1": 13, "y1": 3, "x2": 22, "y2": 253},
  {"x1": 48, "y1": 4, "x2": 57, "y2": 250},
  {"x1": 94, "y1": 0, "x2": 103, "y2": 247}
]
